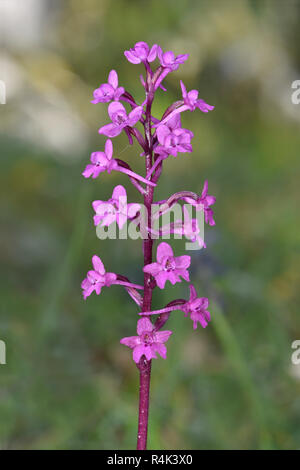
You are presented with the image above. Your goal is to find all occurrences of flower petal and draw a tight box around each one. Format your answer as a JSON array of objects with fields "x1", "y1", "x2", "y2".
[
  {"x1": 92, "y1": 255, "x2": 105, "y2": 274},
  {"x1": 105, "y1": 139, "x2": 113, "y2": 160},
  {"x1": 143, "y1": 262, "x2": 162, "y2": 277},
  {"x1": 108, "y1": 69, "x2": 118, "y2": 89},
  {"x1": 202, "y1": 180, "x2": 208, "y2": 197},
  {"x1": 116, "y1": 212, "x2": 128, "y2": 229},
  {"x1": 124, "y1": 50, "x2": 141, "y2": 64},
  {"x1": 105, "y1": 272, "x2": 117, "y2": 285},
  {"x1": 175, "y1": 255, "x2": 191, "y2": 269},
  {"x1": 108, "y1": 101, "x2": 127, "y2": 120},
  {"x1": 180, "y1": 80, "x2": 187, "y2": 98},
  {"x1": 120, "y1": 335, "x2": 140, "y2": 348},
  {"x1": 155, "y1": 330, "x2": 173, "y2": 344},
  {"x1": 163, "y1": 51, "x2": 175, "y2": 65},
  {"x1": 188, "y1": 284, "x2": 198, "y2": 301},
  {"x1": 127, "y1": 106, "x2": 143, "y2": 126},
  {"x1": 112, "y1": 184, "x2": 127, "y2": 201},
  {"x1": 155, "y1": 271, "x2": 168, "y2": 289},
  {"x1": 114, "y1": 86, "x2": 125, "y2": 100},
  {"x1": 92, "y1": 200, "x2": 103, "y2": 211},
  {"x1": 98, "y1": 123, "x2": 122, "y2": 137},
  {"x1": 82, "y1": 164, "x2": 95, "y2": 178},
  {"x1": 156, "y1": 242, "x2": 173, "y2": 263},
  {"x1": 145, "y1": 345, "x2": 156, "y2": 360},
  {"x1": 127, "y1": 203, "x2": 141, "y2": 218},
  {"x1": 156, "y1": 125, "x2": 170, "y2": 145},
  {"x1": 147, "y1": 44, "x2": 158, "y2": 62},
  {"x1": 132, "y1": 344, "x2": 146, "y2": 363},
  {"x1": 137, "y1": 317, "x2": 154, "y2": 335},
  {"x1": 152, "y1": 342, "x2": 167, "y2": 359}
]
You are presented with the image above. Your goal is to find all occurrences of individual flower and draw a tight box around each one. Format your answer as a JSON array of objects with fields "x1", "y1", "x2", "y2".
[
  {"x1": 124, "y1": 41, "x2": 158, "y2": 64},
  {"x1": 157, "y1": 47, "x2": 189, "y2": 71},
  {"x1": 173, "y1": 206, "x2": 206, "y2": 248},
  {"x1": 156, "y1": 123, "x2": 193, "y2": 157},
  {"x1": 184, "y1": 181, "x2": 216, "y2": 226},
  {"x1": 81, "y1": 255, "x2": 117, "y2": 299},
  {"x1": 82, "y1": 139, "x2": 118, "y2": 179},
  {"x1": 82, "y1": 139, "x2": 156, "y2": 186},
  {"x1": 99, "y1": 102, "x2": 143, "y2": 138},
  {"x1": 91, "y1": 70, "x2": 125, "y2": 104},
  {"x1": 180, "y1": 80, "x2": 214, "y2": 113},
  {"x1": 182, "y1": 285, "x2": 211, "y2": 329},
  {"x1": 92, "y1": 185, "x2": 140, "y2": 229},
  {"x1": 158, "y1": 82, "x2": 214, "y2": 126},
  {"x1": 150, "y1": 114, "x2": 183, "y2": 158},
  {"x1": 143, "y1": 242, "x2": 190, "y2": 289},
  {"x1": 120, "y1": 317, "x2": 172, "y2": 363}
]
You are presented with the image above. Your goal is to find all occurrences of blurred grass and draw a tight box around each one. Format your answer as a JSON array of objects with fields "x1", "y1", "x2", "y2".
[{"x1": 1, "y1": 0, "x2": 300, "y2": 450}]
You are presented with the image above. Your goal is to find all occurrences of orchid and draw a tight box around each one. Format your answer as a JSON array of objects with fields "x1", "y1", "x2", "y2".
[
  {"x1": 82, "y1": 255, "x2": 144, "y2": 300},
  {"x1": 158, "y1": 81, "x2": 214, "y2": 126},
  {"x1": 92, "y1": 185, "x2": 140, "y2": 229},
  {"x1": 180, "y1": 80, "x2": 214, "y2": 113},
  {"x1": 81, "y1": 41, "x2": 216, "y2": 450},
  {"x1": 91, "y1": 70, "x2": 124, "y2": 104},
  {"x1": 157, "y1": 47, "x2": 189, "y2": 71},
  {"x1": 143, "y1": 242, "x2": 190, "y2": 289},
  {"x1": 173, "y1": 206, "x2": 206, "y2": 249},
  {"x1": 120, "y1": 317, "x2": 172, "y2": 363},
  {"x1": 184, "y1": 180, "x2": 216, "y2": 226},
  {"x1": 82, "y1": 139, "x2": 118, "y2": 178},
  {"x1": 82, "y1": 139, "x2": 156, "y2": 186},
  {"x1": 182, "y1": 285, "x2": 211, "y2": 329},
  {"x1": 156, "y1": 123, "x2": 193, "y2": 157},
  {"x1": 81, "y1": 255, "x2": 117, "y2": 299},
  {"x1": 99, "y1": 102, "x2": 143, "y2": 138},
  {"x1": 124, "y1": 41, "x2": 158, "y2": 64}
]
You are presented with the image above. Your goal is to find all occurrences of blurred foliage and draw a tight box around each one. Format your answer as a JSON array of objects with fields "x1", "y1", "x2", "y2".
[{"x1": 1, "y1": 0, "x2": 300, "y2": 449}]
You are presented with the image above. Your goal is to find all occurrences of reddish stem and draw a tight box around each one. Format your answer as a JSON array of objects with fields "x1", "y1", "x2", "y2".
[{"x1": 136, "y1": 77, "x2": 155, "y2": 450}]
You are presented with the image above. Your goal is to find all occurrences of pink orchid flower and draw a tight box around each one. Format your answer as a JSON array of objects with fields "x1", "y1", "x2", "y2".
[
  {"x1": 184, "y1": 181, "x2": 216, "y2": 226},
  {"x1": 92, "y1": 185, "x2": 140, "y2": 229},
  {"x1": 82, "y1": 139, "x2": 118, "y2": 179},
  {"x1": 82, "y1": 139, "x2": 156, "y2": 186},
  {"x1": 124, "y1": 41, "x2": 158, "y2": 64},
  {"x1": 173, "y1": 206, "x2": 206, "y2": 249},
  {"x1": 99, "y1": 102, "x2": 143, "y2": 138},
  {"x1": 153, "y1": 49, "x2": 189, "y2": 91},
  {"x1": 91, "y1": 70, "x2": 125, "y2": 104},
  {"x1": 156, "y1": 124, "x2": 193, "y2": 157},
  {"x1": 158, "y1": 82, "x2": 214, "y2": 126},
  {"x1": 157, "y1": 47, "x2": 189, "y2": 71},
  {"x1": 143, "y1": 242, "x2": 190, "y2": 289},
  {"x1": 81, "y1": 255, "x2": 117, "y2": 300},
  {"x1": 82, "y1": 255, "x2": 144, "y2": 300},
  {"x1": 146, "y1": 115, "x2": 184, "y2": 178},
  {"x1": 180, "y1": 80, "x2": 214, "y2": 113},
  {"x1": 120, "y1": 317, "x2": 172, "y2": 363},
  {"x1": 182, "y1": 285, "x2": 211, "y2": 329}
]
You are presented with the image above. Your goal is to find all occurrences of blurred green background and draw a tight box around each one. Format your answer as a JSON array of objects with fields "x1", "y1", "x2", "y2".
[{"x1": 1, "y1": 0, "x2": 300, "y2": 450}]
